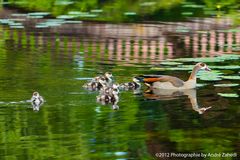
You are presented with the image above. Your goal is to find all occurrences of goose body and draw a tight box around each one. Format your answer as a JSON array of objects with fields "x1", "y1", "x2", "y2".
[{"x1": 137, "y1": 63, "x2": 211, "y2": 90}]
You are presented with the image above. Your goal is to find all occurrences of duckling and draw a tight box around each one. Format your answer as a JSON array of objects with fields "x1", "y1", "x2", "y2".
[
  {"x1": 100, "y1": 83, "x2": 120, "y2": 95},
  {"x1": 31, "y1": 92, "x2": 44, "y2": 111},
  {"x1": 93, "y1": 72, "x2": 113, "y2": 84},
  {"x1": 119, "y1": 77, "x2": 141, "y2": 90},
  {"x1": 83, "y1": 77, "x2": 108, "y2": 91},
  {"x1": 96, "y1": 88, "x2": 119, "y2": 105}
]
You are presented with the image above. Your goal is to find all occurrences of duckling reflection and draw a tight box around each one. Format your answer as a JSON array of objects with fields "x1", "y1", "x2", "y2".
[
  {"x1": 143, "y1": 89, "x2": 211, "y2": 114},
  {"x1": 31, "y1": 92, "x2": 44, "y2": 111}
]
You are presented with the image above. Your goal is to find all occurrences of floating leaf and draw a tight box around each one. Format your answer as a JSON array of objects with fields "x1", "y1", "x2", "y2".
[
  {"x1": 172, "y1": 54, "x2": 240, "y2": 63},
  {"x1": 124, "y1": 12, "x2": 137, "y2": 16},
  {"x1": 221, "y1": 76, "x2": 240, "y2": 80},
  {"x1": 11, "y1": 13, "x2": 27, "y2": 17},
  {"x1": 197, "y1": 70, "x2": 223, "y2": 81},
  {"x1": 214, "y1": 83, "x2": 239, "y2": 87},
  {"x1": 218, "y1": 93, "x2": 239, "y2": 98},
  {"x1": 209, "y1": 65, "x2": 240, "y2": 70},
  {"x1": 150, "y1": 67, "x2": 192, "y2": 71},
  {"x1": 28, "y1": 12, "x2": 50, "y2": 16},
  {"x1": 140, "y1": 2, "x2": 156, "y2": 6},
  {"x1": 91, "y1": 9, "x2": 103, "y2": 13},
  {"x1": 57, "y1": 15, "x2": 76, "y2": 19},
  {"x1": 160, "y1": 62, "x2": 183, "y2": 65},
  {"x1": 10, "y1": 25, "x2": 24, "y2": 29},
  {"x1": 181, "y1": 12, "x2": 193, "y2": 16},
  {"x1": 55, "y1": 1, "x2": 74, "y2": 5}
]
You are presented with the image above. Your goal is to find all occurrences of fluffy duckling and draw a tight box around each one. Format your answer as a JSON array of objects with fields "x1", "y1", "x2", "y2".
[
  {"x1": 96, "y1": 88, "x2": 119, "y2": 105},
  {"x1": 100, "y1": 83, "x2": 120, "y2": 95},
  {"x1": 31, "y1": 92, "x2": 44, "y2": 111},
  {"x1": 83, "y1": 77, "x2": 108, "y2": 91},
  {"x1": 119, "y1": 77, "x2": 141, "y2": 90},
  {"x1": 93, "y1": 72, "x2": 113, "y2": 84}
]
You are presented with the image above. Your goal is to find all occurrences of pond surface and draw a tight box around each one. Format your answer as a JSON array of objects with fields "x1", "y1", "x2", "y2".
[{"x1": 0, "y1": 9, "x2": 239, "y2": 160}]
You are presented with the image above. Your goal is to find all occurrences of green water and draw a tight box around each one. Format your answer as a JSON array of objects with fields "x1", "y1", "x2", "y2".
[{"x1": 0, "y1": 17, "x2": 240, "y2": 160}]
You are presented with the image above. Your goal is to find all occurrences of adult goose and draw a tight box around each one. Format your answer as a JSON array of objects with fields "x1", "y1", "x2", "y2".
[{"x1": 136, "y1": 62, "x2": 211, "y2": 89}]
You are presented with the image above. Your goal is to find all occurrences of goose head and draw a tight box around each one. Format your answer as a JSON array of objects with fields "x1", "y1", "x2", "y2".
[
  {"x1": 188, "y1": 63, "x2": 211, "y2": 81},
  {"x1": 196, "y1": 62, "x2": 211, "y2": 71}
]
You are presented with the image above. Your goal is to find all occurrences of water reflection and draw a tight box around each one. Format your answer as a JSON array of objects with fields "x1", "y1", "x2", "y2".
[
  {"x1": 1, "y1": 27, "x2": 239, "y2": 66},
  {"x1": 144, "y1": 88, "x2": 212, "y2": 114}
]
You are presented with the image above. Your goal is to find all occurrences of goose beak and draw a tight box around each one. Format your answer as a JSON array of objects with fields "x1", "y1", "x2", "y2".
[{"x1": 205, "y1": 66, "x2": 211, "y2": 71}]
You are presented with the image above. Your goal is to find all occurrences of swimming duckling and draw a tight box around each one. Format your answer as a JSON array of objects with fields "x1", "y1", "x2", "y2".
[
  {"x1": 100, "y1": 83, "x2": 120, "y2": 95},
  {"x1": 93, "y1": 72, "x2": 113, "y2": 84},
  {"x1": 83, "y1": 77, "x2": 108, "y2": 91},
  {"x1": 119, "y1": 77, "x2": 141, "y2": 90},
  {"x1": 96, "y1": 88, "x2": 119, "y2": 105},
  {"x1": 31, "y1": 92, "x2": 44, "y2": 111}
]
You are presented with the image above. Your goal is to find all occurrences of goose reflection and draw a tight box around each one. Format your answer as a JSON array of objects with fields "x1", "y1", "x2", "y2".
[{"x1": 143, "y1": 89, "x2": 211, "y2": 114}]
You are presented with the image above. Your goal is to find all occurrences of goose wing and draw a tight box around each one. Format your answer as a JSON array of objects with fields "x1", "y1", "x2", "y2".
[{"x1": 138, "y1": 75, "x2": 184, "y2": 87}]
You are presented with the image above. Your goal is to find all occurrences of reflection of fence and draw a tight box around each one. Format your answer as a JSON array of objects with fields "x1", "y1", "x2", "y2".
[{"x1": 2, "y1": 26, "x2": 240, "y2": 64}]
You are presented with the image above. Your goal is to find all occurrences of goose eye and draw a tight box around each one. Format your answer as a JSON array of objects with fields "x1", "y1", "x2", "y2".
[{"x1": 200, "y1": 63, "x2": 205, "y2": 67}]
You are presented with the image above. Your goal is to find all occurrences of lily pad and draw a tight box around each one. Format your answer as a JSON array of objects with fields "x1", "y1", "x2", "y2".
[
  {"x1": 209, "y1": 65, "x2": 240, "y2": 70},
  {"x1": 160, "y1": 62, "x2": 183, "y2": 66},
  {"x1": 11, "y1": 13, "x2": 27, "y2": 17},
  {"x1": 218, "y1": 93, "x2": 239, "y2": 98},
  {"x1": 150, "y1": 67, "x2": 192, "y2": 71},
  {"x1": 28, "y1": 12, "x2": 50, "y2": 16},
  {"x1": 214, "y1": 83, "x2": 239, "y2": 87},
  {"x1": 197, "y1": 70, "x2": 223, "y2": 81},
  {"x1": 124, "y1": 12, "x2": 137, "y2": 16},
  {"x1": 172, "y1": 57, "x2": 223, "y2": 63},
  {"x1": 10, "y1": 25, "x2": 24, "y2": 29},
  {"x1": 57, "y1": 15, "x2": 76, "y2": 19},
  {"x1": 91, "y1": 9, "x2": 103, "y2": 13},
  {"x1": 221, "y1": 76, "x2": 240, "y2": 80},
  {"x1": 172, "y1": 54, "x2": 240, "y2": 63}
]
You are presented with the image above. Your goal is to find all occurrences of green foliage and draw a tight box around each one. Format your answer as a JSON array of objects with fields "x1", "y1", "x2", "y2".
[{"x1": 5, "y1": 0, "x2": 239, "y2": 23}]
